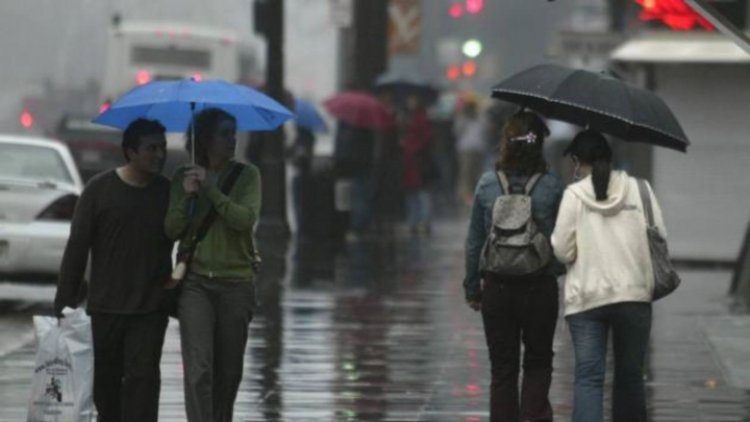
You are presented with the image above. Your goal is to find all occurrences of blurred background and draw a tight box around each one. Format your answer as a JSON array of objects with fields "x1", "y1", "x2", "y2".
[{"x1": 2, "y1": 1, "x2": 750, "y2": 421}]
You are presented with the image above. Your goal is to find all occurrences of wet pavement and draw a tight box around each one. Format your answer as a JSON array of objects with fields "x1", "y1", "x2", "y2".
[{"x1": 1, "y1": 216, "x2": 750, "y2": 421}]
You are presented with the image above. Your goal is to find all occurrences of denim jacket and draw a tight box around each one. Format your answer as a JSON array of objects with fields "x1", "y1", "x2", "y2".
[{"x1": 463, "y1": 170, "x2": 564, "y2": 301}]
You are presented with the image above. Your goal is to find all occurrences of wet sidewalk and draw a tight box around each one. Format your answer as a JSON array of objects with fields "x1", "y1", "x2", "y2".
[{"x1": 1, "y1": 217, "x2": 749, "y2": 421}]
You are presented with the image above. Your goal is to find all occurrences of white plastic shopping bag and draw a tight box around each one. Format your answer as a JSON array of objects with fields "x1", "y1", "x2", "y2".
[{"x1": 27, "y1": 307, "x2": 94, "y2": 422}]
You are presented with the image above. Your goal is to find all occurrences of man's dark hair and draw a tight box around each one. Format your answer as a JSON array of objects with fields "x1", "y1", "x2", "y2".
[{"x1": 121, "y1": 119, "x2": 166, "y2": 162}]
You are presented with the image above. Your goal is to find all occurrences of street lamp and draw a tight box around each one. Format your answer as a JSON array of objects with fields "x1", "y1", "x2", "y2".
[{"x1": 462, "y1": 39, "x2": 483, "y2": 58}]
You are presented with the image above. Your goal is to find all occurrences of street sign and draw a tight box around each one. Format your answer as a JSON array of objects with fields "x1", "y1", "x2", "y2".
[{"x1": 388, "y1": 0, "x2": 422, "y2": 56}]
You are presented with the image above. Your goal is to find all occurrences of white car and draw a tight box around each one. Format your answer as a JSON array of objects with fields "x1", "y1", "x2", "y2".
[{"x1": 0, "y1": 135, "x2": 83, "y2": 280}]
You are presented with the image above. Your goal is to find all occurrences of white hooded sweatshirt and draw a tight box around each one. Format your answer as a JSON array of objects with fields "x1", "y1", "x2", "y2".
[{"x1": 551, "y1": 170, "x2": 667, "y2": 316}]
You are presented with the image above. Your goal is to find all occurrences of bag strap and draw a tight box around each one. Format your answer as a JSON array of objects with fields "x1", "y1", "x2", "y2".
[
  {"x1": 188, "y1": 163, "x2": 244, "y2": 246},
  {"x1": 636, "y1": 179, "x2": 655, "y2": 227},
  {"x1": 524, "y1": 173, "x2": 543, "y2": 195},
  {"x1": 496, "y1": 171, "x2": 543, "y2": 195},
  {"x1": 496, "y1": 171, "x2": 511, "y2": 195}
]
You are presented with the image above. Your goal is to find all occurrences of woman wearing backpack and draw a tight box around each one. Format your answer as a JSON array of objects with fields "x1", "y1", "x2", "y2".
[
  {"x1": 551, "y1": 130, "x2": 666, "y2": 422},
  {"x1": 463, "y1": 110, "x2": 564, "y2": 422}
]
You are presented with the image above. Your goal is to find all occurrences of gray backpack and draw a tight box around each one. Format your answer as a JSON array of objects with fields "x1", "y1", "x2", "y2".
[{"x1": 478, "y1": 171, "x2": 553, "y2": 277}]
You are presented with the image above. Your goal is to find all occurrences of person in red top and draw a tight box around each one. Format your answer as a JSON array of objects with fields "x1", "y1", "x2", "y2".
[{"x1": 400, "y1": 94, "x2": 435, "y2": 234}]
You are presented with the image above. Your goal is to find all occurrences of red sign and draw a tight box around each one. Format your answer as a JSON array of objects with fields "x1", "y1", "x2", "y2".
[{"x1": 635, "y1": 0, "x2": 715, "y2": 30}]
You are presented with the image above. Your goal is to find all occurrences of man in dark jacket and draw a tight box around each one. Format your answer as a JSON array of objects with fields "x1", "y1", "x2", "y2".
[{"x1": 54, "y1": 118, "x2": 173, "y2": 422}]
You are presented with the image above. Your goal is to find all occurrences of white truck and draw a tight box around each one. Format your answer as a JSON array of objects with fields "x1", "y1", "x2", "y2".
[{"x1": 100, "y1": 19, "x2": 264, "y2": 105}]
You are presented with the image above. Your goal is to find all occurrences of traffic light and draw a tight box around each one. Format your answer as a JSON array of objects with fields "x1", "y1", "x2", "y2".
[
  {"x1": 465, "y1": 0, "x2": 484, "y2": 14},
  {"x1": 462, "y1": 61, "x2": 477, "y2": 77},
  {"x1": 449, "y1": 3, "x2": 464, "y2": 19},
  {"x1": 462, "y1": 39, "x2": 483, "y2": 58},
  {"x1": 446, "y1": 65, "x2": 461, "y2": 81},
  {"x1": 449, "y1": 0, "x2": 485, "y2": 19}
]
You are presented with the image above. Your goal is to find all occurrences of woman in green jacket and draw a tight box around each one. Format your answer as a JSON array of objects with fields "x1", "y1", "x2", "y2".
[{"x1": 165, "y1": 108, "x2": 261, "y2": 422}]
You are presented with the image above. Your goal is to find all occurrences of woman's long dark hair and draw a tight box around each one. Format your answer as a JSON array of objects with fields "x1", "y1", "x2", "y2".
[
  {"x1": 496, "y1": 110, "x2": 549, "y2": 176},
  {"x1": 185, "y1": 108, "x2": 236, "y2": 167},
  {"x1": 566, "y1": 130, "x2": 613, "y2": 201}
]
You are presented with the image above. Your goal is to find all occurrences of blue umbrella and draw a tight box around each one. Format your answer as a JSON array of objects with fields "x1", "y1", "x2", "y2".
[
  {"x1": 294, "y1": 98, "x2": 327, "y2": 133},
  {"x1": 94, "y1": 79, "x2": 294, "y2": 132}
]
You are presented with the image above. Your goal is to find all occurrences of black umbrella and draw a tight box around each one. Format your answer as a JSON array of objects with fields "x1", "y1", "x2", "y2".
[
  {"x1": 374, "y1": 71, "x2": 439, "y2": 105},
  {"x1": 491, "y1": 64, "x2": 689, "y2": 152}
]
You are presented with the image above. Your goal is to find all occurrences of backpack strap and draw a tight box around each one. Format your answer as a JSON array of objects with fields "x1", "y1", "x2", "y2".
[
  {"x1": 497, "y1": 171, "x2": 544, "y2": 195},
  {"x1": 636, "y1": 179, "x2": 655, "y2": 227},
  {"x1": 496, "y1": 171, "x2": 511, "y2": 195},
  {"x1": 524, "y1": 173, "x2": 543, "y2": 195}
]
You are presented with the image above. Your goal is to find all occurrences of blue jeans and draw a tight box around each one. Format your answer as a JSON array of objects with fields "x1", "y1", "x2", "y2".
[
  {"x1": 405, "y1": 189, "x2": 431, "y2": 228},
  {"x1": 566, "y1": 302, "x2": 652, "y2": 422}
]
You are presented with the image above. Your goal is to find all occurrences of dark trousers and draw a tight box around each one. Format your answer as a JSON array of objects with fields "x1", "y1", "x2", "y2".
[
  {"x1": 178, "y1": 275, "x2": 256, "y2": 422},
  {"x1": 566, "y1": 302, "x2": 652, "y2": 422},
  {"x1": 90, "y1": 311, "x2": 168, "y2": 422},
  {"x1": 481, "y1": 274, "x2": 559, "y2": 422}
]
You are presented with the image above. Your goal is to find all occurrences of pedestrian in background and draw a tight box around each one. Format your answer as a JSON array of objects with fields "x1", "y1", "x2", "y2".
[
  {"x1": 454, "y1": 98, "x2": 487, "y2": 207},
  {"x1": 54, "y1": 118, "x2": 172, "y2": 422},
  {"x1": 165, "y1": 108, "x2": 261, "y2": 422},
  {"x1": 371, "y1": 91, "x2": 403, "y2": 234},
  {"x1": 551, "y1": 130, "x2": 665, "y2": 422},
  {"x1": 464, "y1": 111, "x2": 564, "y2": 422},
  {"x1": 400, "y1": 94, "x2": 434, "y2": 235},
  {"x1": 333, "y1": 121, "x2": 376, "y2": 240},
  {"x1": 288, "y1": 124, "x2": 316, "y2": 236}
]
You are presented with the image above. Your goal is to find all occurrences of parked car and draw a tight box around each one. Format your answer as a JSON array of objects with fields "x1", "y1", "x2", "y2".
[
  {"x1": 55, "y1": 115, "x2": 122, "y2": 182},
  {"x1": 56, "y1": 114, "x2": 189, "y2": 181},
  {"x1": 0, "y1": 135, "x2": 83, "y2": 281}
]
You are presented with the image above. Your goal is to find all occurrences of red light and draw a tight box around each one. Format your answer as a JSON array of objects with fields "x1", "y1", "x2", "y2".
[
  {"x1": 221, "y1": 36, "x2": 235, "y2": 46},
  {"x1": 449, "y1": 3, "x2": 464, "y2": 18},
  {"x1": 136, "y1": 70, "x2": 151, "y2": 85},
  {"x1": 20, "y1": 110, "x2": 33, "y2": 128},
  {"x1": 636, "y1": 0, "x2": 714, "y2": 30},
  {"x1": 466, "y1": 0, "x2": 484, "y2": 14},
  {"x1": 192, "y1": 73, "x2": 203, "y2": 82},
  {"x1": 446, "y1": 65, "x2": 461, "y2": 80},
  {"x1": 462, "y1": 61, "x2": 477, "y2": 77},
  {"x1": 466, "y1": 384, "x2": 481, "y2": 396},
  {"x1": 99, "y1": 102, "x2": 111, "y2": 113}
]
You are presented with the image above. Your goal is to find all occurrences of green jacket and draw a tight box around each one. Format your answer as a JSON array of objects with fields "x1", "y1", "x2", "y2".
[{"x1": 165, "y1": 161, "x2": 261, "y2": 280}]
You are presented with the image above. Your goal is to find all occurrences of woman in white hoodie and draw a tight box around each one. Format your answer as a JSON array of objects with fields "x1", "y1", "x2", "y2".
[{"x1": 551, "y1": 130, "x2": 666, "y2": 422}]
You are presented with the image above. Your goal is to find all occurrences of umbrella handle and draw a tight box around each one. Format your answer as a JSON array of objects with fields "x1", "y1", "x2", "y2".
[
  {"x1": 190, "y1": 102, "x2": 196, "y2": 166},
  {"x1": 188, "y1": 195, "x2": 197, "y2": 220}
]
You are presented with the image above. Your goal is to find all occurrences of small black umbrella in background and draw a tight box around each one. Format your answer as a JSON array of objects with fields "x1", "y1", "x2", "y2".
[
  {"x1": 374, "y1": 71, "x2": 439, "y2": 106},
  {"x1": 491, "y1": 64, "x2": 689, "y2": 152}
]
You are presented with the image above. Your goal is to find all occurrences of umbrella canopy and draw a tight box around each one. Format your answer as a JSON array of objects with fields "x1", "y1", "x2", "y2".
[
  {"x1": 491, "y1": 64, "x2": 689, "y2": 152},
  {"x1": 294, "y1": 98, "x2": 327, "y2": 133},
  {"x1": 94, "y1": 79, "x2": 294, "y2": 132},
  {"x1": 323, "y1": 91, "x2": 395, "y2": 130},
  {"x1": 374, "y1": 72, "x2": 438, "y2": 105}
]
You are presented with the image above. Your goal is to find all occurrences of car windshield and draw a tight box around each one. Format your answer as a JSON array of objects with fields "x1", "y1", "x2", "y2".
[{"x1": 0, "y1": 143, "x2": 73, "y2": 184}]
